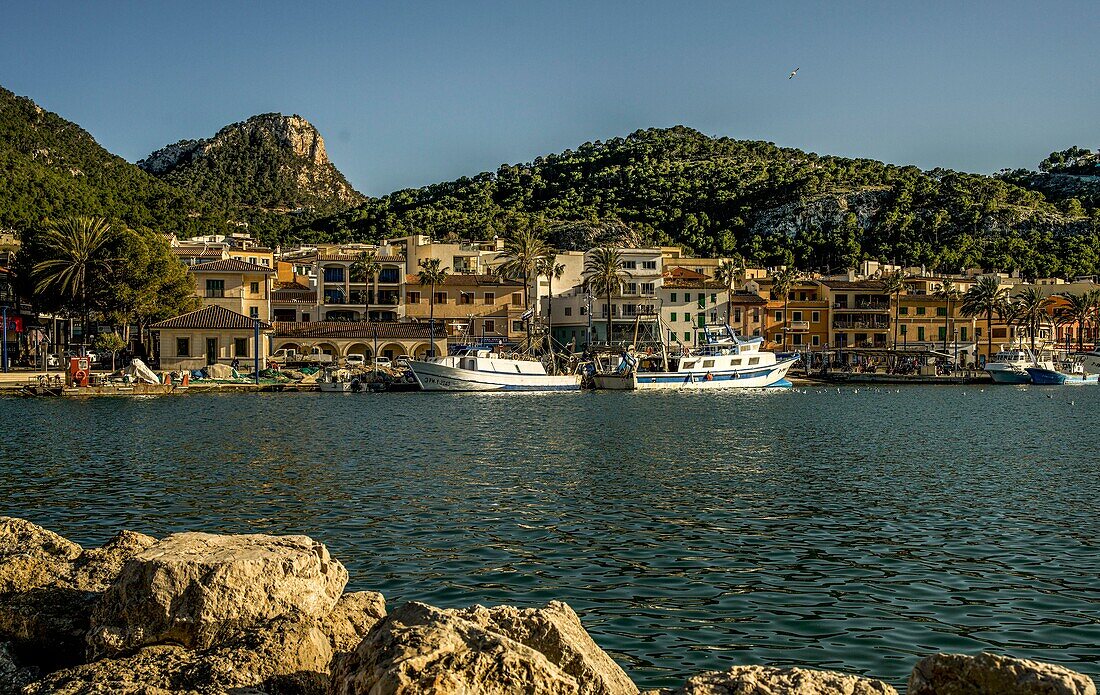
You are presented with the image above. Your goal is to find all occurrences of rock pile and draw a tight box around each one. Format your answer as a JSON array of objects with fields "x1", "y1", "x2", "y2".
[{"x1": 0, "y1": 517, "x2": 1094, "y2": 695}]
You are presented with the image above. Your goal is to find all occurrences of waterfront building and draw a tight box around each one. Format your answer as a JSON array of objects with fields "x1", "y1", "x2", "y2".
[
  {"x1": 272, "y1": 321, "x2": 446, "y2": 361},
  {"x1": 758, "y1": 277, "x2": 830, "y2": 353},
  {"x1": 190, "y1": 259, "x2": 275, "y2": 322},
  {"x1": 151, "y1": 305, "x2": 271, "y2": 372},
  {"x1": 401, "y1": 273, "x2": 528, "y2": 343},
  {"x1": 658, "y1": 271, "x2": 726, "y2": 349},
  {"x1": 313, "y1": 243, "x2": 406, "y2": 321},
  {"x1": 819, "y1": 279, "x2": 893, "y2": 350}
]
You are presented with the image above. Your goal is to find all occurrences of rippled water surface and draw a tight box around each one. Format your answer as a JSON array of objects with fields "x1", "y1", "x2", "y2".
[{"x1": 1, "y1": 386, "x2": 1098, "y2": 688}]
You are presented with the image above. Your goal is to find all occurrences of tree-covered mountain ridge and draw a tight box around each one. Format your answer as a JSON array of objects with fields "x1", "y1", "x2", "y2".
[{"x1": 304, "y1": 126, "x2": 1099, "y2": 278}]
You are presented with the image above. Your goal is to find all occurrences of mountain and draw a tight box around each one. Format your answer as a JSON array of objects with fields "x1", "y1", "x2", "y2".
[
  {"x1": 0, "y1": 86, "x2": 230, "y2": 236},
  {"x1": 303, "y1": 126, "x2": 1100, "y2": 279},
  {"x1": 138, "y1": 113, "x2": 365, "y2": 239},
  {"x1": 999, "y1": 146, "x2": 1100, "y2": 213}
]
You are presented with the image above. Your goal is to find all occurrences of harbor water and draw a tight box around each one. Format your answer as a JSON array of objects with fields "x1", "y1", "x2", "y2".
[{"x1": 1, "y1": 386, "x2": 1097, "y2": 689}]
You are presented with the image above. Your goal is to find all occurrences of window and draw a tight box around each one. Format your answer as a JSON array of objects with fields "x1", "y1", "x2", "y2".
[
  {"x1": 976, "y1": 327, "x2": 983, "y2": 338},
  {"x1": 749, "y1": 356, "x2": 761, "y2": 365},
  {"x1": 512, "y1": 320, "x2": 524, "y2": 332},
  {"x1": 917, "y1": 327, "x2": 925, "y2": 341},
  {"x1": 899, "y1": 306, "x2": 909, "y2": 315},
  {"x1": 564, "y1": 307, "x2": 572, "y2": 316},
  {"x1": 483, "y1": 319, "x2": 496, "y2": 333},
  {"x1": 774, "y1": 333, "x2": 782, "y2": 342},
  {"x1": 625, "y1": 282, "x2": 638, "y2": 294},
  {"x1": 459, "y1": 292, "x2": 473, "y2": 305},
  {"x1": 936, "y1": 307, "x2": 947, "y2": 317},
  {"x1": 916, "y1": 307, "x2": 926, "y2": 316},
  {"x1": 205, "y1": 279, "x2": 224, "y2": 298},
  {"x1": 812, "y1": 335, "x2": 820, "y2": 346},
  {"x1": 642, "y1": 260, "x2": 657, "y2": 270},
  {"x1": 697, "y1": 312, "x2": 705, "y2": 327},
  {"x1": 580, "y1": 306, "x2": 587, "y2": 316},
  {"x1": 176, "y1": 338, "x2": 190, "y2": 356},
  {"x1": 484, "y1": 292, "x2": 495, "y2": 304},
  {"x1": 961, "y1": 327, "x2": 968, "y2": 341},
  {"x1": 670, "y1": 292, "x2": 677, "y2": 302},
  {"x1": 261, "y1": 259, "x2": 270, "y2": 266},
  {"x1": 684, "y1": 333, "x2": 691, "y2": 341},
  {"x1": 753, "y1": 308, "x2": 760, "y2": 322},
  {"x1": 512, "y1": 292, "x2": 523, "y2": 304},
  {"x1": 711, "y1": 293, "x2": 717, "y2": 304},
  {"x1": 774, "y1": 310, "x2": 783, "y2": 322},
  {"x1": 792, "y1": 311, "x2": 803, "y2": 322},
  {"x1": 250, "y1": 281, "x2": 260, "y2": 295},
  {"x1": 938, "y1": 327, "x2": 947, "y2": 341},
  {"x1": 378, "y1": 267, "x2": 400, "y2": 283},
  {"x1": 323, "y1": 267, "x2": 344, "y2": 283},
  {"x1": 301, "y1": 313, "x2": 310, "y2": 322},
  {"x1": 434, "y1": 292, "x2": 447, "y2": 304},
  {"x1": 234, "y1": 338, "x2": 248, "y2": 357},
  {"x1": 684, "y1": 293, "x2": 691, "y2": 302},
  {"x1": 670, "y1": 312, "x2": 677, "y2": 322},
  {"x1": 622, "y1": 260, "x2": 637, "y2": 269},
  {"x1": 702, "y1": 359, "x2": 715, "y2": 368},
  {"x1": 640, "y1": 283, "x2": 655, "y2": 295},
  {"x1": 793, "y1": 334, "x2": 803, "y2": 345},
  {"x1": 248, "y1": 257, "x2": 257, "y2": 265},
  {"x1": 249, "y1": 307, "x2": 258, "y2": 318},
  {"x1": 811, "y1": 311, "x2": 820, "y2": 323},
  {"x1": 733, "y1": 309, "x2": 742, "y2": 322},
  {"x1": 324, "y1": 288, "x2": 345, "y2": 304}
]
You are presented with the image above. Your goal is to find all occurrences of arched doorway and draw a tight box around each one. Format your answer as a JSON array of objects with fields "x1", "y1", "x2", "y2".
[
  {"x1": 346, "y1": 342, "x2": 372, "y2": 359},
  {"x1": 378, "y1": 343, "x2": 405, "y2": 360},
  {"x1": 411, "y1": 343, "x2": 433, "y2": 359}
]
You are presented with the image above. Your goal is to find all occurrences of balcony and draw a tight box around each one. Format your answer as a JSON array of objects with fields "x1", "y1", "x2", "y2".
[
  {"x1": 833, "y1": 319, "x2": 890, "y2": 330},
  {"x1": 785, "y1": 320, "x2": 810, "y2": 333}
]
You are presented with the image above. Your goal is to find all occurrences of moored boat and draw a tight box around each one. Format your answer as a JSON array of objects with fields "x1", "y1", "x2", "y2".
[
  {"x1": 409, "y1": 347, "x2": 582, "y2": 392},
  {"x1": 985, "y1": 346, "x2": 1055, "y2": 384},
  {"x1": 593, "y1": 324, "x2": 796, "y2": 391},
  {"x1": 1025, "y1": 357, "x2": 1099, "y2": 385}
]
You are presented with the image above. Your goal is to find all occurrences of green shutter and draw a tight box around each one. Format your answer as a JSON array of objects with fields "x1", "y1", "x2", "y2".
[
  {"x1": 670, "y1": 312, "x2": 677, "y2": 322},
  {"x1": 670, "y1": 292, "x2": 677, "y2": 302}
]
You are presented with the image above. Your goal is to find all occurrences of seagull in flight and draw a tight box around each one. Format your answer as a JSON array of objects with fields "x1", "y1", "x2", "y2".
[{"x1": 788, "y1": 67, "x2": 800, "y2": 79}]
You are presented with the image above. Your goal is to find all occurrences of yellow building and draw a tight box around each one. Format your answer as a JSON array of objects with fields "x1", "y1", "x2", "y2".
[
  {"x1": 272, "y1": 322, "x2": 446, "y2": 361},
  {"x1": 403, "y1": 274, "x2": 528, "y2": 342},
  {"x1": 191, "y1": 259, "x2": 275, "y2": 321},
  {"x1": 152, "y1": 306, "x2": 271, "y2": 371},
  {"x1": 758, "y1": 278, "x2": 830, "y2": 352}
]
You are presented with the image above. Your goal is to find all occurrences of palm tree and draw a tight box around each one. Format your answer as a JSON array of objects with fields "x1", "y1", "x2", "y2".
[
  {"x1": 583, "y1": 247, "x2": 631, "y2": 346},
  {"x1": 933, "y1": 281, "x2": 962, "y2": 354},
  {"x1": 961, "y1": 276, "x2": 1007, "y2": 364},
  {"x1": 880, "y1": 270, "x2": 907, "y2": 368},
  {"x1": 32, "y1": 216, "x2": 118, "y2": 350},
  {"x1": 350, "y1": 251, "x2": 381, "y2": 322},
  {"x1": 714, "y1": 257, "x2": 746, "y2": 331},
  {"x1": 417, "y1": 258, "x2": 449, "y2": 357},
  {"x1": 770, "y1": 267, "x2": 800, "y2": 352},
  {"x1": 536, "y1": 253, "x2": 566, "y2": 347},
  {"x1": 496, "y1": 228, "x2": 549, "y2": 348},
  {"x1": 1011, "y1": 287, "x2": 1053, "y2": 353},
  {"x1": 1055, "y1": 291, "x2": 1099, "y2": 353}
]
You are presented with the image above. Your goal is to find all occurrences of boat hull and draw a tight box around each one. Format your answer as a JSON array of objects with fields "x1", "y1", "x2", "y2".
[
  {"x1": 986, "y1": 365, "x2": 1032, "y2": 384},
  {"x1": 1024, "y1": 367, "x2": 1099, "y2": 385},
  {"x1": 594, "y1": 358, "x2": 796, "y2": 391},
  {"x1": 409, "y1": 360, "x2": 581, "y2": 392}
]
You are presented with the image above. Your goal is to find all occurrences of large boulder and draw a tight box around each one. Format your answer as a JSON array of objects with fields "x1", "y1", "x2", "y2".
[
  {"x1": 0, "y1": 642, "x2": 37, "y2": 695},
  {"x1": 321, "y1": 591, "x2": 387, "y2": 654},
  {"x1": 0, "y1": 517, "x2": 82, "y2": 593},
  {"x1": 908, "y1": 653, "x2": 1096, "y2": 695},
  {"x1": 330, "y1": 601, "x2": 581, "y2": 694},
  {"x1": 87, "y1": 532, "x2": 348, "y2": 656},
  {"x1": 653, "y1": 665, "x2": 898, "y2": 694},
  {"x1": 455, "y1": 601, "x2": 637, "y2": 695},
  {"x1": 0, "y1": 521, "x2": 153, "y2": 671}
]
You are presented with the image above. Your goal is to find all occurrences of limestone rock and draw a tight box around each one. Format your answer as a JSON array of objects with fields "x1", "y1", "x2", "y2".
[
  {"x1": 88, "y1": 532, "x2": 348, "y2": 656},
  {"x1": 456, "y1": 601, "x2": 637, "y2": 695},
  {"x1": 321, "y1": 591, "x2": 387, "y2": 654},
  {"x1": 0, "y1": 642, "x2": 37, "y2": 695},
  {"x1": 21, "y1": 644, "x2": 205, "y2": 695},
  {"x1": 70, "y1": 530, "x2": 158, "y2": 592},
  {"x1": 908, "y1": 652, "x2": 1096, "y2": 695},
  {"x1": 330, "y1": 601, "x2": 580, "y2": 695},
  {"x1": 0, "y1": 517, "x2": 82, "y2": 593},
  {"x1": 662, "y1": 665, "x2": 898, "y2": 694}
]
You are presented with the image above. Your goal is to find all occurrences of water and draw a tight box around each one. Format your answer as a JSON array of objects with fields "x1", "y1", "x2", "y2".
[{"x1": 1, "y1": 386, "x2": 1098, "y2": 689}]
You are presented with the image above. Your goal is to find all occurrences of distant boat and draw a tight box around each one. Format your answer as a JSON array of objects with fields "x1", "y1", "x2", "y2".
[
  {"x1": 1025, "y1": 357, "x2": 1099, "y2": 385},
  {"x1": 593, "y1": 324, "x2": 796, "y2": 391},
  {"x1": 985, "y1": 346, "x2": 1055, "y2": 384},
  {"x1": 409, "y1": 347, "x2": 581, "y2": 392}
]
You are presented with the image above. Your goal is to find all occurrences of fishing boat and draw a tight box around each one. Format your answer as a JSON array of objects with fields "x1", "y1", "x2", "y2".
[
  {"x1": 593, "y1": 324, "x2": 797, "y2": 391},
  {"x1": 985, "y1": 345, "x2": 1055, "y2": 384},
  {"x1": 1025, "y1": 357, "x2": 1099, "y2": 385},
  {"x1": 1081, "y1": 350, "x2": 1100, "y2": 375},
  {"x1": 408, "y1": 346, "x2": 582, "y2": 392}
]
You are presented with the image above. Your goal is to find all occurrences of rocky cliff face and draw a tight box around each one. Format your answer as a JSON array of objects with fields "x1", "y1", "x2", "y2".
[{"x1": 138, "y1": 113, "x2": 364, "y2": 213}]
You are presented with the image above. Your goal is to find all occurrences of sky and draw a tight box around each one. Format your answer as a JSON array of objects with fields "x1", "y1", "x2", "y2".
[{"x1": 2, "y1": 1, "x2": 1097, "y2": 196}]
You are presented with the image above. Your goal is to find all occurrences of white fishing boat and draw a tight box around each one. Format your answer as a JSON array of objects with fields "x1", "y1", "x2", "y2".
[
  {"x1": 318, "y1": 368, "x2": 369, "y2": 393},
  {"x1": 1081, "y1": 350, "x2": 1100, "y2": 375},
  {"x1": 985, "y1": 345, "x2": 1056, "y2": 384},
  {"x1": 409, "y1": 347, "x2": 582, "y2": 392},
  {"x1": 593, "y1": 324, "x2": 796, "y2": 391}
]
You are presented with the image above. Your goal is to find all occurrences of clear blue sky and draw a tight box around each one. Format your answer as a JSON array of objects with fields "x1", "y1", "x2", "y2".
[{"x1": 3, "y1": 1, "x2": 1097, "y2": 196}]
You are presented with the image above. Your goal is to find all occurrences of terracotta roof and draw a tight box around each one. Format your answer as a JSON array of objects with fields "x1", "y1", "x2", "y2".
[
  {"x1": 404, "y1": 273, "x2": 523, "y2": 287},
  {"x1": 272, "y1": 287, "x2": 315, "y2": 302},
  {"x1": 666, "y1": 266, "x2": 710, "y2": 280},
  {"x1": 662, "y1": 279, "x2": 727, "y2": 289},
  {"x1": 172, "y1": 247, "x2": 224, "y2": 258},
  {"x1": 190, "y1": 259, "x2": 276, "y2": 274},
  {"x1": 727, "y1": 292, "x2": 768, "y2": 305},
  {"x1": 818, "y1": 279, "x2": 887, "y2": 290},
  {"x1": 151, "y1": 305, "x2": 271, "y2": 330},
  {"x1": 274, "y1": 321, "x2": 445, "y2": 339},
  {"x1": 317, "y1": 253, "x2": 405, "y2": 263}
]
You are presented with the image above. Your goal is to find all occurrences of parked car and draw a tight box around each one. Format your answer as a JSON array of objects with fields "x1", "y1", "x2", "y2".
[
  {"x1": 345, "y1": 354, "x2": 366, "y2": 368},
  {"x1": 372, "y1": 357, "x2": 392, "y2": 369},
  {"x1": 46, "y1": 354, "x2": 61, "y2": 368},
  {"x1": 269, "y1": 348, "x2": 334, "y2": 367}
]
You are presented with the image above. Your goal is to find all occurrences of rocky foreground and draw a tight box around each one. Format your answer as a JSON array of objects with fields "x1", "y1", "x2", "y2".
[{"x1": 0, "y1": 517, "x2": 1094, "y2": 695}]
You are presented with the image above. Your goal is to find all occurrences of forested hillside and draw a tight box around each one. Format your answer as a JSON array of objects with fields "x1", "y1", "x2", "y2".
[{"x1": 303, "y1": 127, "x2": 1100, "y2": 278}]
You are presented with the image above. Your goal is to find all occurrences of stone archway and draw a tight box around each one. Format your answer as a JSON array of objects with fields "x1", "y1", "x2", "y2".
[
  {"x1": 411, "y1": 342, "x2": 433, "y2": 359},
  {"x1": 378, "y1": 342, "x2": 405, "y2": 360},
  {"x1": 315, "y1": 342, "x2": 339, "y2": 357},
  {"x1": 347, "y1": 342, "x2": 372, "y2": 358}
]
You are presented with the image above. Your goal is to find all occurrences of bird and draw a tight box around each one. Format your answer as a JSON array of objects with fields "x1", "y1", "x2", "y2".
[{"x1": 788, "y1": 67, "x2": 799, "y2": 79}]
